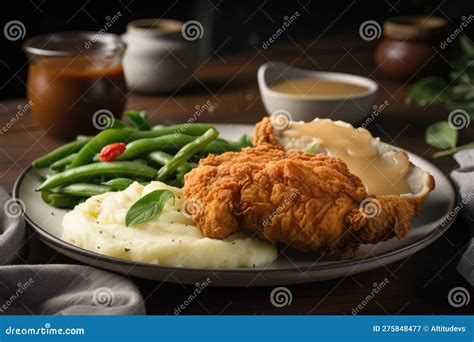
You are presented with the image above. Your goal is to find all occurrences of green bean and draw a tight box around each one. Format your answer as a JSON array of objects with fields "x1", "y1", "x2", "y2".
[
  {"x1": 134, "y1": 159, "x2": 148, "y2": 165},
  {"x1": 117, "y1": 134, "x2": 196, "y2": 160},
  {"x1": 58, "y1": 183, "x2": 113, "y2": 197},
  {"x1": 237, "y1": 134, "x2": 252, "y2": 148},
  {"x1": 76, "y1": 135, "x2": 94, "y2": 141},
  {"x1": 101, "y1": 178, "x2": 136, "y2": 190},
  {"x1": 146, "y1": 123, "x2": 215, "y2": 137},
  {"x1": 50, "y1": 153, "x2": 77, "y2": 171},
  {"x1": 109, "y1": 118, "x2": 132, "y2": 129},
  {"x1": 125, "y1": 110, "x2": 150, "y2": 130},
  {"x1": 157, "y1": 128, "x2": 218, "y2": 181},
  {"x1": 70, "y1": 124, "x2": 215, "y2": 167},
  {"x1": 151, "y1": 124, "x2": 165, "y2": 131},
  {"x1": 148, "y1": 151, "x2": 173, "y2": 166},
  {"x1": 136, "y1": 124, "x2": 214, "y2": 138},
  {"x1": 174, "y1": 163, "x2": 192, "y2": 188},
  {"x1": 69, "y1": 128, "x2": 136, "y2": 168},
  {"x1": 210, "y1": 136, "x2": 250, "y2": 151},
  {"x1": 215, "y1": 138, "x2": 230, "y2": 144},
  {"x1": 149, "y1": 152, "x2": 193, "y2": 174},
  {"x1": 41, "y1": 191, "x2": 83, "y2": 209},
  {"x1": 36, "y1": 161, "x2": 158, "y2": 191},
  {"x1": 199, "y1": 140, "x2": 240, "y2": 154},
  {"x1": 165, "y1": 162, "x2": 192, "y2": 188},
  {"x1": 32, "y1": 138, "x2": 92, "y2": 169}
]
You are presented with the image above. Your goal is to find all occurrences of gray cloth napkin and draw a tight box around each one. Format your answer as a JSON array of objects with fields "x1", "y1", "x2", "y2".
[
  {"x1": 450, "y1": 150, "x2": 474, "y2": 286},
  {"x1": 0, "y1": 188, "x2": 146, "y2": 315}
]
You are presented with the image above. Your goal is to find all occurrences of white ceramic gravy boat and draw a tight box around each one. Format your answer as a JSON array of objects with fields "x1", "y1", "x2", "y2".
[{"x1": 258, "y1": 62, "x2": 378, "y2": 124}]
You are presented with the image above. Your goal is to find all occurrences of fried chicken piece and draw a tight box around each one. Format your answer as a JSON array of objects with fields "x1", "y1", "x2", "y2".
[{"x1": 183, "y1": 144, "x2": 414, "y2": 256}]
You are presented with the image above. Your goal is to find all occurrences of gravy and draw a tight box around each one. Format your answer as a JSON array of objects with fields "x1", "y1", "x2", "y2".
[
  {"x1": 270, "y1": 78, "x2": 370, "y2": 99},
  {"x1": 278, "y1": 119, "x2": 411, "y2": 195}
]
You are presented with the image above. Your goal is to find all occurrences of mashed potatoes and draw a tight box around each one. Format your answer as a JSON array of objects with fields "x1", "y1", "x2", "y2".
[{"x1": 62, "y1": 181, "x2": 277, "y2": 268}]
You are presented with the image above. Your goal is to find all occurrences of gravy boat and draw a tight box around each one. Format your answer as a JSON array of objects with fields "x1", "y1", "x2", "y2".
[{"x1": 258, "y1": 62, "x2": 378, "y2": 123}]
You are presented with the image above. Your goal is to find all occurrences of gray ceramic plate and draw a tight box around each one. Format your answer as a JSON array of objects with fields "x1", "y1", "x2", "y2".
[{"x1": 13, "y1": 124, "x2": 457, "y2": 286}]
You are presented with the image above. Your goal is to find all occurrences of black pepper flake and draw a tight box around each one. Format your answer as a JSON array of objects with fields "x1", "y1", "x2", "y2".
[
  {"x1": 99, "y1": 231, "x2": 103, "y2": 234},
  {"x1": 51, "y1": 212, "x2": 55, "y2": 216},
  {"x1": 97, "y1": 246, "x2": 101, "y2": 249},
  {"x1": 124, "y1": 248, "x2": 130, "y2": 252},
  {"x1": 232, "y1": 242, "x2": 236, "y2": 245}
]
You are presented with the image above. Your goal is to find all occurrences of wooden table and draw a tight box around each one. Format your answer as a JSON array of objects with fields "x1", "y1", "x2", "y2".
[{"x1": 0, "y1": 36, "x2": 471, "y2": 314}]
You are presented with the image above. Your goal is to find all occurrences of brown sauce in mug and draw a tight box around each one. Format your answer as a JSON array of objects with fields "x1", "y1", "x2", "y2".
[{"x1": 27, "y1": 57, "x2": 127, "y2": 139}]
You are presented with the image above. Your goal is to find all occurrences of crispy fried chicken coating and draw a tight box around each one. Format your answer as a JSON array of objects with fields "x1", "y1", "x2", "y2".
[{"x1": 183, "y1": 144, "x2": 414, "y2": 256}]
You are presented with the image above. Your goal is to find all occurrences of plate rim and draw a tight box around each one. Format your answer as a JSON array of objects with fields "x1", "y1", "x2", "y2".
[{"x1": 14, "y1": 143, "x2": 459, "y2": 275}]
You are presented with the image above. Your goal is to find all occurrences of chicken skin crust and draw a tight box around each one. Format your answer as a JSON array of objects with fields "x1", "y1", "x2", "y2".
[{"x1": 183, "y1": 144, "x2": 414, "y2": 257}]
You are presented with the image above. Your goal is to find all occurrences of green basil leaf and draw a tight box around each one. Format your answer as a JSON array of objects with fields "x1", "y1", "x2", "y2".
[
  {"x1": 125, "y1": 189, "x2": 175, "y2": 227},
  {"x1": 407, "y1": 76, "x2": 448, "y2": 105},
  {"x1": 425, "y1": 121, "x2": 458, "y2": 150}
]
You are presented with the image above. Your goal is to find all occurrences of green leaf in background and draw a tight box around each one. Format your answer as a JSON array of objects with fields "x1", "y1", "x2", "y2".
[
  {"x1": 125, "y1": 189, "x2": 175, "y2": 227},
  {"x1": 409, "y1": 35, "x2": 473, "y2": 158},
  {"x1": 407, "y1": 76, "x2": 448, "y2": 105},
  {"x1": 425, "y1": 121, "x2": 458, "y2": 150},
  {"x1": 450, "y1": 84, "x2": 474, "y2": 102},
  {"x1": 445, "y1": 101, "x2": 474, "y2": 116},
  {"x1": 459, "y1": 36, "x2": 474, "y2": 57}
]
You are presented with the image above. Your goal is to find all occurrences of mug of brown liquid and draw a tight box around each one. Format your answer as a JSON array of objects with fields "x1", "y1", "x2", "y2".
[{"x1": 23, "y1": 32, "x2": 127, "y2": 140}]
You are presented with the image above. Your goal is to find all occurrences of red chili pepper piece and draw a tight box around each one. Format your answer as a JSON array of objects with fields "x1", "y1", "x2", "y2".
[{"x1": 99, "y1": 143, "x2": 126, "y2": 162}]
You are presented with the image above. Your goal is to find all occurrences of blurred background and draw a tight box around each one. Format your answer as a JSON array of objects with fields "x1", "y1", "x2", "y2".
[{"x1": 1, "y1": 0, "x2": 471, "y2": 100}]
